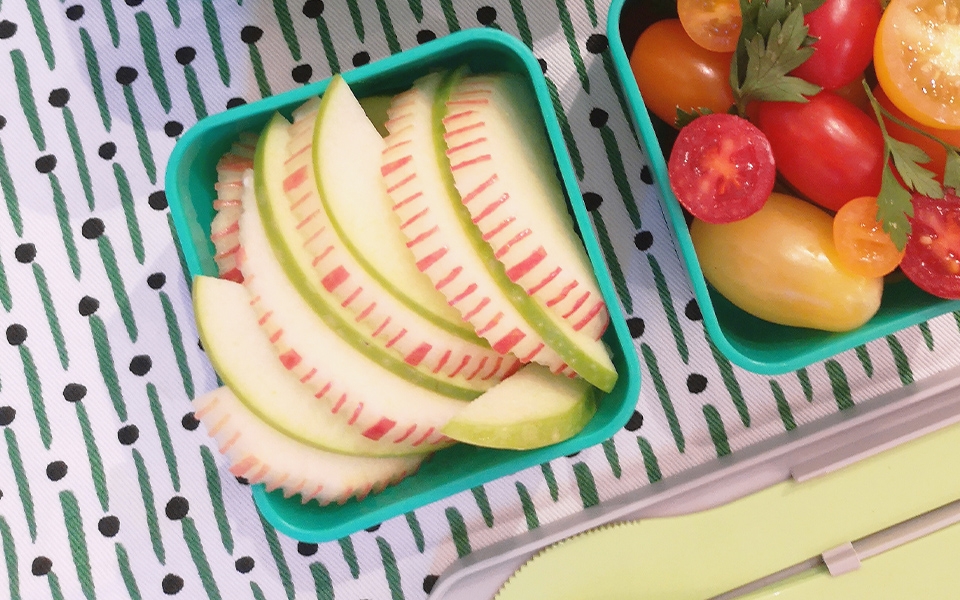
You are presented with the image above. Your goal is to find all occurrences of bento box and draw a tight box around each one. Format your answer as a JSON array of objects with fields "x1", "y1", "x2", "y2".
[
  {"x1": 607, "y1": 0, "x2": 960, "y2": 375},
  {"x1": 165, "y1": 27, "x2": 641, "y2": 542}
]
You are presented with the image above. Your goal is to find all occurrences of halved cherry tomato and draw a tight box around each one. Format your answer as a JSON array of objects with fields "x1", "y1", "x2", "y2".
[
  {"x1": 677, "y1": 0, "x2": 742, "y2": 53},
  {"x1": 833, "y1": 196, "x2": 905, "y2": 278},
  {"x1": 630, "y1": 19, "x2": 735, "y2": 127},
  {"x1": 874, "y1": 85, "x2": 960, "y2": 183},
  {"x1": 668, "y1": 113, "x2": 775, "y2": 223},
  {"x1": 901, "y1": 190, "x2": 960, "y2": 299},
  {"x1": 874, "y1": 0, "x2": 960, "y2": 131},
  {"x1": 789, "y1": 0, "x2": 881, "y2": 91},
  {"x1": 755, "y1": 92, "x2": 885, "y2": 212}
]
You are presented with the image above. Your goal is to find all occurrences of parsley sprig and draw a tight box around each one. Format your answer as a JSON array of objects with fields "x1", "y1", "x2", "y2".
[{"x1": 864, "y1": 81, "x2": 960, "y2": 250}]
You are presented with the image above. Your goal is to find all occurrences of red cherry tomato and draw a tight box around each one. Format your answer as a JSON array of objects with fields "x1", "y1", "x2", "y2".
[
  {"x1": 790, "y1": 0, "x2": 881, "y2": 91},
  {"x1": 668, "y1": 113, "x2": 776, "y2": 223},
  {"x1": 901, "y1": 191, "x2": 960, "y2": 299},
  {"x1": 755, "y1": 92, "x2": 885, "y2": 212}
]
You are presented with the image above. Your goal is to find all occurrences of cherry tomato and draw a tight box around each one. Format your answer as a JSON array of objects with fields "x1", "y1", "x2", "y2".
[
  {"x1": 874, "y1": 0, "x2": 960, "y2": 131},
  {"x1": 668, "y1": 113, "x2": 775, "y2": 223},
  {"x1": 833, "y1": 196, "x2": 905, "y2": 278},
  {"x1": 691, "y1": 193, "x2": 883, "y2": 331},
  {"x1": 833, "y1": 75, "x2": 872, "y2": 115},
  {"x1": 874, "y1": 85, "x2": 960, "y2": 184},
  {"x1": 901, "y1": 190, "x2": 960, "y2": 299},
  {"x1": 630, "y1": 19, "x2": 735, "y2": 127},
  {"x1": 789, "y1": 0, "x2": 881, "y2": 90},
  {"x1": 677, "y1": 0, "x2": 742, "y2": 53},
  {"x1": 755, "y1": 92, "x2": 885, "y2": 212}
]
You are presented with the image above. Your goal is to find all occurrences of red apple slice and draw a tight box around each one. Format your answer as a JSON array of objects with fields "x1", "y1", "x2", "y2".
[{"x1": 211, "y1": 138, "x2": 257, "y2": 283}]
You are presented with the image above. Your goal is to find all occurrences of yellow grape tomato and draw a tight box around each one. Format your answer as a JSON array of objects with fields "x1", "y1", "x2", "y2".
[{"x1": 690, "y1": 193, "x2": 884, "y2": 331}]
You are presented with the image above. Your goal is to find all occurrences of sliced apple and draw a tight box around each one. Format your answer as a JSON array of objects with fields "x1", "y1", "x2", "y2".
[
  {"x1": 237, "y1": 168, "x2": 470, "y2": 451},
  {"x1": 210, "y1": 138, "x2": 257, "y2": 283},
  {"x1": 443, "y1": 72, "x2": 610, "y2": 342},
  {"x1": 193, "y1": 386, "x2": 425, "y2": 505},
  {"x1": 441, "y1": 363, "x2": 598, "y2": 450},
  {"x1": 381, "y1": 71, "x2": 618, "y2": 392},
  {"x1": 358, "y1": 94, "x2": 393, "y2": 138}
]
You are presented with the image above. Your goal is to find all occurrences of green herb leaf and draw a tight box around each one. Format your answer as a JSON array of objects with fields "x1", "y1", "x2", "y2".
[
  {"x1": 887, "y1": 138, "x2": 943, "y2": 199},
  {"x1": 674, "y1": 107, "x2": 715, "y2": 129},
  {"x1": 945, "y1": 147, "x2": 960, "y2": 191},
  {"x1": 877, "y1": 164, "x2": 914, "y2": 251}
]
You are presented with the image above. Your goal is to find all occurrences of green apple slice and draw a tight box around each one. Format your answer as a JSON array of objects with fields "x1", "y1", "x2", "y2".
[
  {"x1": 380, "y1": 71, "x2": 618, "y2": 392},
  {"x1": 237, "y1": 168, "x2": 470, "y2": 452},
  {"x1": 443, "y1": 71, "x2": 610, "y2": 342},
  {"x1": 441, "y1": 363, "x2": 598, "y2": 450},
  {"x1": 258, "y1": 113, "x2": 518, "y2": 395},
  {"x1": 210, "y1": 139, "x2": 256, "y2": 283},
  {"x1": 193, "y1": 386, "x2": 425, "y2": 505},
  {"x1": 194, "y1": 274, "x2": 430, "y2": 457}
]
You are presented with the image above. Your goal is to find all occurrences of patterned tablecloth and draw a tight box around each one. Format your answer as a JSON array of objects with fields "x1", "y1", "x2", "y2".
[{"x1": 2, "y1": 1, "x2": 960, "y2": 599}]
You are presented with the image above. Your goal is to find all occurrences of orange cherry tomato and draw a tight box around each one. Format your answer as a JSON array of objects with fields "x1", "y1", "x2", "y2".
[
  {"x1": 630, "y1": 19, "x2": 735, "y2": 127},
  {"x1": 874, "y1": 85, "x2": 960, "y2": 184},
  {"x1": 833, "y1": 196, "x2": 905, "y2": 278},
  {"x1": 874, "y1": 0, "x2": 960, "y2": 130},
  {"x1": 677, "y1": 0, "x2": 743, "y2": 53}
]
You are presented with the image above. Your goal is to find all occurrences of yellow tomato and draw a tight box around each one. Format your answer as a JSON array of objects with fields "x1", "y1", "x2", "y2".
[{"x1": 690, "y1": 193, "x2": 884, "y2": 331}]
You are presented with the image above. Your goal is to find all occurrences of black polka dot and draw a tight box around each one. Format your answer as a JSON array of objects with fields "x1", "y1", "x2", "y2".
[
  {"x1": 416, "y1": 29, "x2": 436, "y2": 44},
  {"x1": 63, "y1": 383, "x2": 87, "y2": 403},
  {"x1": 98, "y1": 142, "x2": 117, "y2": 160},
  {"x1": 538, "y1": 58, "x2": 547, "y2": 73},
  {"x1": 82, "y1": 218, "x2": 105, "y2": 239},
  {"x1": 352, "y1": 51, "x2": 370, "y2": 67},
  {"x1": 148, "y1": 191, "x2": 168, "y2": 210},
  {"x1": 46, "y1": 460, "x2": 68, "y2": 481},
  {"x1": 147, "y1": 273, "x2": 166, "y2": 289},
  {"x1": 0, "y1": 20, "x2": 16, "y2": 39},
  {"x1": 623, "y1": 410, "x2": 644, "y2": 432},
  {"x1": 15, "y1": 243, "x2": 36, "y2": 263},
  {"x1": 302, "y1": 0, "x2": 324, "y2": 18},
  {"x1": 582, "y1": 192, "x2": 602, "y2": 212},
  {"x1": 31, "y1": 556, "x2": 52, "y2": 576},
  {"x1": 0, "y1": 406, "x2": 15, "y2": 427},
  {"x1": 66, "y1": 5, "x2": 84, "y2": 20},
  {"x1": 476, "y1": 6, "x2": 497, "y2": 24},
  {"x1": 235, "y1": 476, "x2": 250, "y2": 485},
  {"x1": 226, "y1": 97, "x2": 247, "y2": 109},
  {"x1": 197, "y1": 338, "x2": 204, "y2": 351},
  {"x1": 98, "y1": 516, "x2": 120, "y2": 537},
  {"x1": 297, "y1": 542, "x2": 318, "y2": 556},
  {"x1": 78, "y1": 296, "x2": 100, "y2": 316},
  {"x1": 640, "y1": 165, "x2": 654, "y2": 185},
  {"x1": 423, "y1": 575, "x2": 439, "y2": 594},
  {"x1": 234, "y1": 556, "x2": 254, "y2": 573},
  {"x1": 35, "y1": 155, "x2": 56, "y2": 173},
  {"x1": 115, "y1": 66, "x2": 138, "y2": 85},
  {"x1": 566, "y1": 451, "x2": 581, "y2": 458},
  {"x1": 175, "y1": 47, "x2": 196, "y2": 66},
  {"x1": 364, "y1": 523, "x2": 381, "y2": 532},
  {"x1": 6, "y1": 324, "x2": 26, "y2": 346},
  {"x1": 626, "y1": 317, "x2": 644, "y2": 338},
  {"x1": 125, "y1": 0, "x2": 143, "y2": 6},
  {"x1": 164, "y1": 121, "x2": 184, "y2": 137},
  {"x1": 129, "y1": 355, "x2": 152, "y2": 376},
  {"x1": 634, "y1": 230, "x2": 653, "y2": 251},
  {"x1": 117, "y1": 424, "x2": 139, "y2": 445},
  {"x1": 181, "y1": 412, "x2": 199, "y2": 431},
  {"x1": 585, "y1": 34, "x2": 608, "y2": 54},
  {"x1": 0, "y1": 116, "x2": 5, "y2": 130},
  {"x1": 165, "y1": 496, "x2": 189, "y2": 520},
  {"x1": 589, "y1": 108, "x2": 609, "y2": 128},
  {"x1": 48, "y1": 88, "x2": 70, "y2": 107},
  {"x1": 162, "y1": 574, "x2": 184, "y2": 594},
  {"x1": 684, "y1": 299, "x2": 702, "y2": 321},
  {"x1": 291, "y1": 64, "x2": 312, "y2": 83},
  {"x1": 240, "y1": 26, "x2": 263, "y2": 44},
  {"x1": 687, "y1": 373, "x2": 708, "y2": 394}
]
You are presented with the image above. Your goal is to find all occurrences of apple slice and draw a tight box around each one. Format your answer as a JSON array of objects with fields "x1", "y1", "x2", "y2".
[
  {"x1": 194, "y1": 274, "x2": 431, "y2": 457},
  {"x1": 381, "y1": 71, "x2": 618, "y2": 392},
  {"x1": 443, "y1": 72, "x2": 610, "y2": 342},
  {"x1": 280, "y1": 91, "x2": 520, "y2": 385},
  {"x1": 211, "y1": 137, "x2": 258, "y2": 283},
  {"x1": 236, "y1": 169, "x2": 469, "y2": 451},
  {"x1": 441, "y1": 363, "x2": 598, "y2": 450},
  {"x1": 193, "y1": 386, "x2": 425, "y2": 505}
]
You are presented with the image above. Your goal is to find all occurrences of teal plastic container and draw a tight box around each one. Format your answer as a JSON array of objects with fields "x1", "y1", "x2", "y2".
[
  {"x1": 607, "y1": 0, "x2": 960, "y2": 375},
  {"x1": 165, "y1": 28, "x2": 641, "y2": 542}
]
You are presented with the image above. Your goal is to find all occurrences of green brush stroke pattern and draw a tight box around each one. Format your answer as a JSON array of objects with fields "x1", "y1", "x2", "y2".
[
  {"x1": 703, "y1": 404, "x2": 730, "y2": 457},
  {"x1": 160, "y1": 291, "x2": 195, "y2": 399},
  {"x1": 602, "y1": 438, "x2": 621, "y2": 478},
  {"x1": 0, "y1": 517, "x2": 20, "y2": 600},
  {"x1": 591, "y1": 210, "x2": 632, "y2": 313},
  {"x1": 113, "y1": 163, "x2": 145, "y2": 263},
  {"x1": 405, "y1": 512, "x2": 425, "y2": 552},
  {"x1": 573, "y1": 462, "x2": 599, "y2": 508},
  {"x1": 0, "y1": 248, "x2": 10, "y2": 312},
  {"x1": 4, "y1": 429, "x2": 36, "y2": 541},
  {"x1": 338, "y1": 536, "x2": 360, "y2": 578},
  {"x1": 516, "y1": 482, "x2": 539, "y2": 529},
  {"x1": 62, "y1": 107, "x2": 96, "y2": 210},
  {"x1": 704, "y1": 334, "x2": 749, "y2": 427},
  {"x1": 33, "y1": 264, "x2": 68, "y2": 369},
  {"x1": 553, "y1": 0, "x2": 589, "y2": 92},
  {"x1": 89, "y1": 314, "x2": 127, "y2": 421},
  {"x1": 75, "y1": 400, "x2": 109, "y2": 511},
  {"x1": 274, "y1": 0, "x2": 302, "y2": 60},
  {"x1": 202, "y1": 0, "x2": 231, "y2": 86},
  {"x1": 200, "y1": 446, "x2": 234, "y2": 554},
  {"x1": 47, "y1": 571, "x2": 65, "y2": 600},
  {"x1": 376, "y1": 537, "x2": 404, "y2": 600},
  {"x1": 641, "y1": 342, "x2": 684, "y2": 452},
  {"x1": 115, "y1": 544, "x2": 142, "y2": 600},
  {"x1": 312, "y1": 15, "x2": 340, "y2": 75},
  {"x1": 309, "y1": 562, "x2": 333, "y2": 598},
  {"x1": 472, "y1": 485, "x2": 494, "y2": 527},
  {"x1": 49, "y1": 174, "x2": 81, "y2": 279},
  {"x1": 770, "y1": 380, "x2": 796, "y2": 431},
  {"x1": 184, "y1": 65, "x2": 208, "y2": 120},
  {"x1": 886, "y1": 334, "x2": 913, "y2": 385},
  {"x1": 637, "y1": 436, "x2": 662, "y2": 482},
  {"x1": 375, "y1": 0, "x2": 402, "y2": 54},
  {"x1": 600, "y1": 126, "x2": 641, "y2": 229},
  {"x1": 11, "y1": 50, "x2": 45, "y2": 150},
  {"x1": 441, "y1": 0, "x2": 460, "y2": 32},
  {"x1": 855, "y1": 344, "x2": 873, "y2": 377},
  {"x1": 797, "y1": 367, "x2": 814, "y2": 402},
  {"x1": 540, "y1": 462, "x2": 559, "y2": 501},
  {"x1": 0, "y1": 139, "x2": 21, "y2": 238},
  {"x1": 136, "y1": 12, "x2": 172, "y2": 113},
  {"x1": 182, "y1": 517, "x2": 222, "y2": 600},
  {"x1": 544, "y1": 77, "x2": 584, "y2": 180},
  {"x1": 167, "y1": 0, "x2": 182, "y2": 27},
  {"x1": 825, "y1": 359, "x2": 854, "y2": 411},
  {"x1": 98, "y1": 236, "x2": 138, "y2": 342},
  {"x1": 100, "y1": 0, "x2": 120, "y2": 46},
  {"x1": 121, "y1": 85, "x2": 157, "y2": 184},
  {"x1": 148, "y1": 384, "x2": 180, "y2": 490},
  {"x1": 445, "y1": 507, "x2": 471, "y2": 558},
  {"x1": 919, "y1": 321, "x2": 934, "y2": 350},
  {"x1": 251, "y1": 582, "x2": 267, "y2": 600},
  {"x1": 258, "y1": 513, "x2": 295, "y2": 600},
  {"x1": 26, "y1": 0, "x2": 55, "y2": 68},
  {"x1": 346, "y1": 0, "x2": 365, "y2": 41},
  {"x1": 249, "y1": 45, "x2": 272, "y2": 99},
  {"x1": 509, "y1": 0, "x2": 533, "y2": 47},
  {"x1": 601, "y1": 51, "x2": 640, "y2": 146},
  {"x1": 60, "y1": 491, "x2": 96, "y2": 600},
  {"x1": 133, "y1": 449, "x2": 165, "y2": 564},
  {"x1": 408, "y1": 0, "x2": 424, "y2": 21},
  {"x1": 80, "y1": 28, "x2": 112, "y2": 131},
  {"x1": 20, "y1": 346, "x2": 51, "y2": 449},
  {"x1": 649, "y1": 254, "x2": 688, "y2": 363}
]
